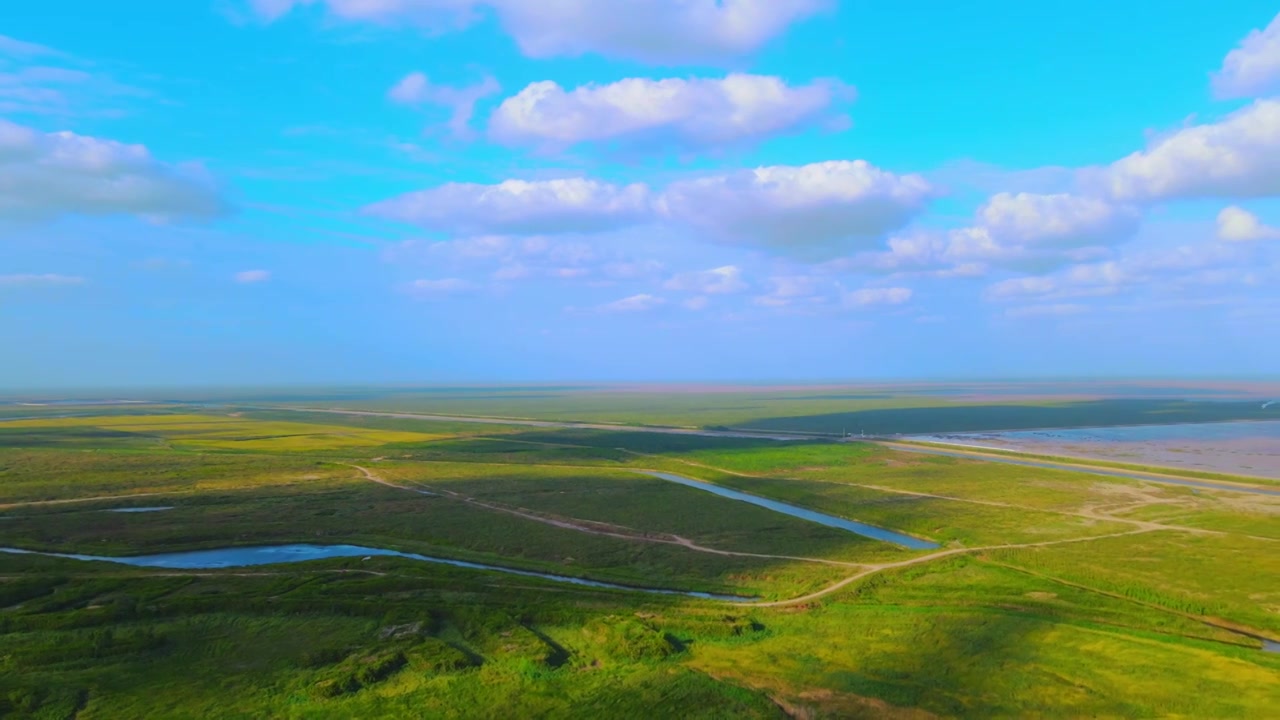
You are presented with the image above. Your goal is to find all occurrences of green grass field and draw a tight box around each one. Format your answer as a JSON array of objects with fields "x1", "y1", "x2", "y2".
[{"x1": 1, "y1": 404, "x2": 1277, "y2": 718}]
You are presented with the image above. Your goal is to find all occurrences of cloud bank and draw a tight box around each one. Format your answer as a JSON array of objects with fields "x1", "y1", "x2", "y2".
[{"x1": 0, "y1": 119, "x2": 224, "y2": 222}]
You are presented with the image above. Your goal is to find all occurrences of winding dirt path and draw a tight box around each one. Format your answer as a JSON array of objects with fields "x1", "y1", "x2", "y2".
[
  {"x1": 344, "y1": 461, "x2": 1258, "y2": 608},
  {"x1": 746, "y1": 527, "x2": 1161, "y2": 607},
  {"x1": 0, "y1": 490, "x2": 192, "y2": 510}
]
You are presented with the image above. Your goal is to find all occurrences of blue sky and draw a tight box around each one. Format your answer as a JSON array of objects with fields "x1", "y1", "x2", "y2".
[{"x1": 3, "y1": 0, "x2": 1280, "y2": 387}]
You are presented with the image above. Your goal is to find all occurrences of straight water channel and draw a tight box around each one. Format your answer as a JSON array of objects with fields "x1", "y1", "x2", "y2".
[
  {"x1": 640, "y1": 471, "x2": 939, "y2": 550},
  {"x1": 0, "y1": 545, "x2": 752, "y2": 602}
]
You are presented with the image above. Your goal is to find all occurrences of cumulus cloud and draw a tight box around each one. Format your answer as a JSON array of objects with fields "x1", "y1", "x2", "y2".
[
  {"x1": 489, "y1": 74, "x2": 847, "y2": 150},
  {"x1": 254, "y1": 0, "x2": 827, "y2": 63},
  {"x1": 834, "y1": 192, "x2": 1136, "y2": 277},
  {"x1": 1213, "y1": 12, "x2": 1280, "y2": 98},
  {"x1": 843, "y1": 286, "x2": 912, "y2": 308},
  {"x1": 657, "y1": 160, "x2": 934, "y2": 258},
  {"x1": 752, "y1": 274, "x2": 830, "y2": 308},
  {"x1": 664, "y1": 265, "x2": 746, "y2": 295},
  {"x1": 979, "y1": 192, "x2": 1140, "y2": 248},
  {"x1": 1092, "y1": 99, "x2": 1280, "y2": 201},
  {"x1": 831, "y1": 230, "x2": 962, "y2": 276},
  {"x1": 388, "y1": 71, "x2": 500, "y2": 137},
  {"x1": 1217, "y1": 205, "x2": 1280, "y2": 241},
  {"x1": 0, "y1": 119, "x2": 224, "y2": 222},
  {"x1": 0, "y1": 273, "x2": 84, "y2": 287},
  {"x1": 984, "y1": 261, "x2": 1130, "y2": 302},
  {"x1": 599, "y1": 293, "x2": 664, "y2": 313},
  {"x1": 234, "y1": 270, "x2": 271, "y2": 283},
  {"x1": 366, "y1": 177, "x2": 652, "y2": 235}
]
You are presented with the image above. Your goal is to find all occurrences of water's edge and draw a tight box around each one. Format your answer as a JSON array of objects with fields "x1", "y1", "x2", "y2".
[{"x1": 0, "y1": 545, "x2": 753, "y2": 602}]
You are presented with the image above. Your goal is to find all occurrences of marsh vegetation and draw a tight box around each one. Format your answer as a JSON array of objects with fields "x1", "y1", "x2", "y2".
[{"x1": 1, "y1": 402, "x2": 1277, "y2": 718}]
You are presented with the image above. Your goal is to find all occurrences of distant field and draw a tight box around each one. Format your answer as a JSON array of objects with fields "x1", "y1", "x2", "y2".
[
  {"x1": 1, "y1": 403, "x2": 1277, "y2": 718},
  {"x1": 0, "y1": 414, "x2": 443, "y2": 452},
  {"x1": 238, "y1": 385, "x2": 1279, "y2": 434}
]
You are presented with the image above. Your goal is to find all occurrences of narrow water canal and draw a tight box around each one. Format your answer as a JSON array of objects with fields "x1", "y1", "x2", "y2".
[{"x1": 640, "y1": 471, "x2": 939, "y2": 550}]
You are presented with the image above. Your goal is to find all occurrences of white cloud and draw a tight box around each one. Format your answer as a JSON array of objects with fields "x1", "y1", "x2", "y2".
[
  {"x1": 831, "y1": 230, "x2": 960, "y2": 275},
  {"x1": 599, "y1": 293, "x2": 664, "y2": 313},
  {"x1": 234, "y1": 269, "x2": 271, "y2": 283},
  {"x1": 384, "y1": 234, "x2": 664, "y2": 285},
  {"x1": 497, "y1": 0, "x2": 827, "y2": 63},
  {"x1": 984, "y1": 261, "x2": 1130, "y2": 302},
  {"x1": 979, "y1": 192, "x2": 1139, "y2": 248},
  {"x1": 602, "y1": 259, "x2": 665, "y2": 280},
  {"x1": 752, "y1": 274, "x2": 829, "y2": 308},
  {"x1": 255, "y1": 0, "x2": 827, "y2": 63},
  {"x1": 0, "y1": 119, "x2": 223, "y2": 222},
  {"x1": 0, "y1": 66, "x2": 145, "y2": 118},
  {"x1": 0, "y1": 35, "x2": 147, "y2": 118},
  {"x1": 489, "y1": 74, "x2": 846, "y2": 149},
  {"x1": 664, "y1": 265, "x2": 746, "y2": 295},
  {"x1": 844, "y1": 286, "x2": 912, "y2": 308},
  {"x1": 1005, "y1": 303, "x2": 1087, "y2": 319},
  {"x1": 249, "y1": 0, "x2": 478, "y2": 25},
  {"x1": 683, "y1": 295, "x2": 709, "y2": 311},
  {"x1": 1217, "y1": 205, "x2": 1280, "y2": 241},
  {"x1": 980, "y1": 238, "x2": 1261, "y2": 309},
  {"x1": 836, "y1": 192, "x2": 1137, "y2": 277},
  {"x1": 1213, "y1": 13, "x2": 1280, "y2": 98},
  {"x1": 984, "y1": 275, "x2": 1057, "y2": 300},
  {"x1": 900, "y1": 192, "x2": 1142, "y2": 273},
  {"x1": 407, "y1": 277, "x2": 473, "y2": 295},
  {"x1": 388, "y1": 71, "x2": 500, "y2": 137},
  {"x1": 366, "y1": 177, "x2": 651, "y2": 235},
  {"x1": 657, "y1": 160, "x2": 934, "y2": 258},
  {"x1": 1093, "y1": 99, "x2": 1280, "y2": 201},
  {"x1": 0, "y1": 273, "x2": 84, "y2": 287}
]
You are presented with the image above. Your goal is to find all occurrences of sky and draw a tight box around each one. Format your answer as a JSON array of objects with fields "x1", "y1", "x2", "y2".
[{"x1": 2, "y1": 0, "x2": 1280, "y2": 387}]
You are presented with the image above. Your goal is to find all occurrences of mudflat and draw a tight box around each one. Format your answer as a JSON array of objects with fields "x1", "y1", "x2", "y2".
[{"x1": 910, "y1": 420, "x2": 1280, "y2": 479}]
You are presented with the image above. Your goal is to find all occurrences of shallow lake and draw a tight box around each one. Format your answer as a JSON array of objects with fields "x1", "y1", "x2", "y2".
[
  {"x1": 0, "y1": 544, "x2": 752, "y2": 602},
  {"x1": 641, "y1": 471, "x2": 939, "y2": 550},
  {"x1": 106, "y1": 507, "x2": 174, "y2": 513}
]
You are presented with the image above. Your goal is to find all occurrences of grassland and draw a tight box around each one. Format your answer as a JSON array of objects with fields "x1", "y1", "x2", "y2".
[
  {"x1": 1, "y1": 404, "x2": 1278, "y2": 718},
  {"x1": 248, "y1": 386, "x2": 1277, "y2": 434}
]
